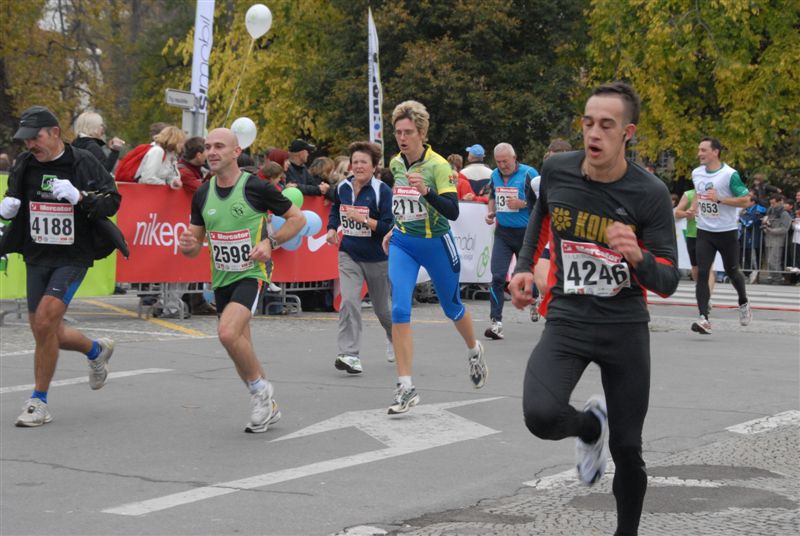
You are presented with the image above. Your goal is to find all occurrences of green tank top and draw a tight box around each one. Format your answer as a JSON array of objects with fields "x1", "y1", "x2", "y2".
[
  {"x1": 684, "y1": 189, "x2": 697, "y2": 238},
  {"x1": 202, "y1": 173, "x2": 268, "y2": 289}
]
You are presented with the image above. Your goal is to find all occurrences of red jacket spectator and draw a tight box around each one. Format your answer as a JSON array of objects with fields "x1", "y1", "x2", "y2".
[
  {"x1": 178, "y1": 136, "x2": 208, "y2": 194},
  {"x1": 178, "y1": 159, "x2": 207, "y2": 194},
  {"x1": 457, "y1": 173, "x2": 488, "y2": 203}
]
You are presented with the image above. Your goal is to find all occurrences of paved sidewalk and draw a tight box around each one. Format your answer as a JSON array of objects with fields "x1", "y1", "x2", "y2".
[
  {"x1": 339, "y1": 418, "x2": 799, "y2": 535},
  {"x1": 648, "y1": 281, "x2": 800, "y2": 311}
]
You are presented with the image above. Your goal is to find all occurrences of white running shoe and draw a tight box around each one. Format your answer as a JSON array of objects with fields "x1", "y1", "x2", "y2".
[
  {"x1": 385, "y1": 340, "x2": 395, "y2": 363},
  {"x1": 468, "y1": 341, "x2": 488, "y2": 389},
  {"x1": 530, "y1": 298, "x2": 541, "y2": 322},
  {"x1": 738, "y1": 301, "x2": 752, "y2": 326},
  {"x1": 245, "y1": 382, "x2": 279, "y2": 433},
  {"x1": 575, "y1": 395, "x2": 608, "y2": 485},
  {"x1": 387, "y1": 384, "x2": 420, "y2": 415},
  {"x1": 88, "y1": 338, "x2": 114, "y2": 390},
  {"x1": 245, "y1": 399, "x2": 281, "y2": 433},
  {"x1": 484, "y1": 320, "x2": 504, "y2": 340},
  {"x1": 334, "y1": 354, "x2": 363, "y2": 374},
  {"x1": 691, "y1": 316, "x2": 712, "y2": 335},
  {"x1": 15, "y1": 398, "x2": 53, "y2": 427}
]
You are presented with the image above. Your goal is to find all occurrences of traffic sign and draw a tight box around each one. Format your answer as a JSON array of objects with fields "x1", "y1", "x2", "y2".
[{"x1": 165, "y1": 88, "x2": 197, "y2": 109}]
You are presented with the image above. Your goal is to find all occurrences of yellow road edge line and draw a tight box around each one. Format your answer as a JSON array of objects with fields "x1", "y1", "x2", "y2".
[{"x1": 81, "y1": 299, "x2": 208, "y2": 337}]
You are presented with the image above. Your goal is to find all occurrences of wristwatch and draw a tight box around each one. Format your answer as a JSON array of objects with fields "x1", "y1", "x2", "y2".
[{"x1": 269, "y1": 237, "x2": 279, "y2": 249}]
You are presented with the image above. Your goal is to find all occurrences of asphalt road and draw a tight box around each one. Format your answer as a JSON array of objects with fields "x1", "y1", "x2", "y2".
[{"x1": 1, "y1": 286, "x2": 797, "y2": 536}]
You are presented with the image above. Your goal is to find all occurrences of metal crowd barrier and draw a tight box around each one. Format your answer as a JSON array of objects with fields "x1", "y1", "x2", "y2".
[
  {"x1": 131, "y1": 282, "x2": 205, "y2": 319},
  {"x1": 738, "y1": 222, "x2": 800, "y2": 284},
  {"x1": 262, "y1": 280, "x2": 334, "y2": 315}
]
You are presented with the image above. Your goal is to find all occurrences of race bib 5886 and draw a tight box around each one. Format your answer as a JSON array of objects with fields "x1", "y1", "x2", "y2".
[{"x1": 340, "y1": 205, "x2": 371, "y2": 237}]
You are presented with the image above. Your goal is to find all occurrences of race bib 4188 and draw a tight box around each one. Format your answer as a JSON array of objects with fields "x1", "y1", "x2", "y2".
[{"x1": 29, "y1": 201, "x2": 74, "y2": 245}]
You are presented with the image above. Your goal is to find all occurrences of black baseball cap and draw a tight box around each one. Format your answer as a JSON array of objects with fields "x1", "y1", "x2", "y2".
[
  {"x1": 13, "y1": 106, "x2": 59, "y2": 140},
  {"x1": 288, "y1": 139, "x2": 315, "y2": 153}
]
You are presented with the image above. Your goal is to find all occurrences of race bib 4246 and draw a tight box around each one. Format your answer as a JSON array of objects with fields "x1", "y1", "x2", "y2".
[{"x1": 561, "y1": 239, "x2": 630, "y2": 297}]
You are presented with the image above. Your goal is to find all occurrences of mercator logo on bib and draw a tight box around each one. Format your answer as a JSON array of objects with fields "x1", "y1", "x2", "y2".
[
  {"x1": 29, "y1": 201, "x2": 74, "y2": 245},
  {"x1": 209, "y1": 229, "x2": 253, "y2": 271},
  {"x1": 340, "y1": 205, "x2": 370, "y2": 237},
  {"x1": 392, "y1": 186, "x2": 427, "y2": 222},
  {"x1": 561, "y1": 240, "x2": 630, "y2": 297},
  {"x1": 495, "y1": 187, "x2": 519, "y2": 213}
]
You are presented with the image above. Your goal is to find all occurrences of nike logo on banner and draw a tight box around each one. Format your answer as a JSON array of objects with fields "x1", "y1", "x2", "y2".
[{"x1": 307, "y1": 233, "x2": 328, "y2": 252}]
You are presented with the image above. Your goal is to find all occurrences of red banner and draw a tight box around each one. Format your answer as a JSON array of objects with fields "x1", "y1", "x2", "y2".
[
  {"x1": 115, "y1": 183, "x2": 210, "y2": 283},
  {"x1": 114, "y1": 183, "x2": 338, "y2": 284},
  {"x1": 271, "y1": 196, "x2": 339, "y2": 283}
]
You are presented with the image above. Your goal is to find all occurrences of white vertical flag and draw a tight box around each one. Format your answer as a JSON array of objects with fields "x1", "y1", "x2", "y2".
[
  {"x1": 368, "y1": 8, "x2": 384, "y2": 160},
  {"x1": 190, "y1": 0, "x2": 215, "y2": 134}
]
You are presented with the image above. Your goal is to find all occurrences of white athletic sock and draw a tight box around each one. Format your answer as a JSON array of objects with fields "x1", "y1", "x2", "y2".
[
  {"x1": 247, "y1": 377, "x2": 267, "y2": 395},
  {"x1": 468, "y1": 344, "x2": 480, "y2": 357},
  {"x1": 398, "y1": 376, "x2": 413, "y2": 389}
]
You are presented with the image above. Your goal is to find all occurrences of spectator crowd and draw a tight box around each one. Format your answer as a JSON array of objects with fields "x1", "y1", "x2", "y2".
[{"x1": 1, "y1": 111, "x2": 798, "y2": 293}]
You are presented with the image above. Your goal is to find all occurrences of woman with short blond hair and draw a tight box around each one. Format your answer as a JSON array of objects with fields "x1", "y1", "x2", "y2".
[
  {"x1": 383, "y1": 100, "x2": 486, "y2": 415},
  {"x1": 72, "y1": 111, "x2": 126, "y2": 172}
]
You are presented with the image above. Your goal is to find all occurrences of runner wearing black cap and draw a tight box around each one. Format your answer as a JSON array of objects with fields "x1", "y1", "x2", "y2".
[{"x1": 1, "y1": 106, "x2": 125, "y2": 427}]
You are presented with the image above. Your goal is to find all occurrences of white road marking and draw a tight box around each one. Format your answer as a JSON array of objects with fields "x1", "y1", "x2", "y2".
[
  {"x1": 333, "y1": 526, "x2": 388, "y2": 536},
  {"x1": 726, "y1": 410, "x2": 800, "y2": 434},
  {"x1": 523, "y1": 469, "x2": 578, "y2": 490},
  {"x1": 648, "y1": 477, "x2": 722, "y2": 487},
  {"x1": 524, "y1": 410, "x2": 800, "y2": 490},
  {"x1": 0, "y1": 349, "x2": 35, "y2": 356},
  {"x1": 523, "y1": 467, "x2": 721, "y2": 490},
  {"x1": 1, "y1": 334, "x2": 217, "y2": 358},
  {"x1": 1, "y1": 323, "x2": 214, "y2": 337},
  {"x1": 0, "y1": 368, "x2": 173, "y2": 394},
  {"x1": 104, "y1": 397, "x2": 504, "y2": 516}
]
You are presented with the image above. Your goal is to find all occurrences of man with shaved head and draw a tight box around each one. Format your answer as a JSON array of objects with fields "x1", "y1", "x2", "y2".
[{"x1": 179, "y1": 128, "x2": 305, "y2": 433}]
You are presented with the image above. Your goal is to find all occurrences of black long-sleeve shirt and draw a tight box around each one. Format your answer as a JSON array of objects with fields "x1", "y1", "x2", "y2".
[
  {"x1": 72, "y1": 136, "x2": 120, "y2": 173},
  {"x1": 4, "y1": 145, "x2": 121, "y2": 267},
  {"x1": 515, "y1": 151, "x2": 679, "y2": 323}
]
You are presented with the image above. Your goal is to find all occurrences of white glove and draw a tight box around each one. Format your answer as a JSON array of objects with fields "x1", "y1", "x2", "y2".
[
  {"x1": 52, "y1": 179, "x2": 81, "y2": 205},
  {"x1": 0, "y1": 197, "x2": 21, "y2": 219}
]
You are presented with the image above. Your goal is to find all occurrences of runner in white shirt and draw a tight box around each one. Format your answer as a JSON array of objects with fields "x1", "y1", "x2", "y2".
[{"x1": 689, "y1": 137, "x2": 752, "y2": 334}]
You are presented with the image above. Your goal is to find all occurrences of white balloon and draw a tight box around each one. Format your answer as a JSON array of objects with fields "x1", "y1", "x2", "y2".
[
  {"x1": 231, "y1": 117, "x2": 257, "y2": 149},
  {"x1": 245, "y1": 4, "x2": 272, "y2": 39}
]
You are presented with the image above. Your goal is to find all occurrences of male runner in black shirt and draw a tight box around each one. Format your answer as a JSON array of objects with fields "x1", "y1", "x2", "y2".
[
  {"x1": 509, "y1": 82, "x2": 679, "y2": 536},
  {"x1": 1, "y1": 106, "x2": 122, "y2": 427}
]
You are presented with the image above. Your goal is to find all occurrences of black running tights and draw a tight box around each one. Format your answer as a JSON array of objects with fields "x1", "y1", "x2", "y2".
[
  {"x1": 522, "y1": 320, "x2": 650, "y2": 536},
  {"x1": 695, "y1": 229, "x2": 748, "y2": 316}
]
